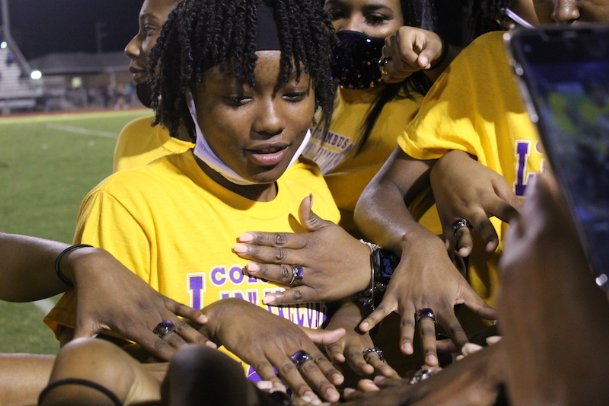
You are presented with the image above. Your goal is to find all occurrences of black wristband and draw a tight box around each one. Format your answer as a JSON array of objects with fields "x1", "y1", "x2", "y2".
[
  {"x1": 38, "y1": 378, "x2": 121, "y2": 406},
  {"x1": 54, "y1": 244, "x2": 93, "y2": 288}
]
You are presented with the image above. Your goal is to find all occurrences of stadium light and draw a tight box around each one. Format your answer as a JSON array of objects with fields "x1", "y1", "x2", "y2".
[
  {"x1": 0, "y1": 41, "x2": 7, "y2": 49},
  {"x1": 30, "y1": 70, "x2": 42, "y2": 80}
]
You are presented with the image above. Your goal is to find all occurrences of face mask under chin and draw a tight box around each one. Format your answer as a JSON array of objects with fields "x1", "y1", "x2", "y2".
[{"x1": 332, "y1": 30, "x2": 385, "y2": 90}]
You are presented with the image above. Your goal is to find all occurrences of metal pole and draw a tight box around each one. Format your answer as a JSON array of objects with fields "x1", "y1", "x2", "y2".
[{"x1": 1, "y1": 0, "x2": 32, "y2": 73}]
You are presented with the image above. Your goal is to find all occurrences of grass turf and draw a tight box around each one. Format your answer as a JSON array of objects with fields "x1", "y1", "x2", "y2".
[{"x1": 0, "y1": 109, "x2": 150, "y2": 353}]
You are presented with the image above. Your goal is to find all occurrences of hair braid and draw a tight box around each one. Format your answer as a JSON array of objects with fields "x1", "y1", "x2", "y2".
[{"x1": 150, "y1": 0, "x2": 335, "y2": 138}]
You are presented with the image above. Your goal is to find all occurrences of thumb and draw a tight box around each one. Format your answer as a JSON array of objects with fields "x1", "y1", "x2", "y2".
[
  {"x1": 298, "y1": 194, "x2": 332, "y2": 232},
  {"x1": 302, "y1": 327, "x2": 346, "y2": 345}
]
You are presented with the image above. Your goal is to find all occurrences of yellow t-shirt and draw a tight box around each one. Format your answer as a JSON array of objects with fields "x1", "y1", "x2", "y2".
[
  {"x1": 303, "y1": 89, "x2": 439, "y2": 234},
  {"x1": 113, "y1": 115, "x2": 194, "y2": 172},
  {"x1": 46, "y1": 152, "x2": 339, "y2": 379},
  {"x1": 400, "y1": 31, "x2": 546, "y2": 304}
]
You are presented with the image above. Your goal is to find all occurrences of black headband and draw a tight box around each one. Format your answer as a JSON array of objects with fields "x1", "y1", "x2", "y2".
[{"x1": 255, "y1": 2, "x2": 281, "y2": 51}]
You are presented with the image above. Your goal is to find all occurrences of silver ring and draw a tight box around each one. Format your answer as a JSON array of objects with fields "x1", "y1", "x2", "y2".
[
  {"x1": 409, "y1": 367, "x2": 438, "y2": 384},
  {"x1": 362, "y1": 347, "x2": 384, "y2": 362},
  {"x1": 415, "y1": 308, "x2": 436, "y2": 324},
  {"x1": 452, "y1": 218, "x2": 473, "y2": 235},
  {"x1": 152, "y1": 320, "x2": 176, "y2": 338},
  {"x1": 289, "y1": 265, "x2": 304, "y2": 286},
  {"x1": 378, "y1": 56, "x2": 392, "y2": 76},
  {"x1": 290, "y1": 349, "x2": 313, "y2": 367}
]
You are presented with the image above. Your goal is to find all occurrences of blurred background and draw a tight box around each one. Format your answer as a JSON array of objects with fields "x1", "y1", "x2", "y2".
[{"x1": 0, "y1": 0, "x2": 149, "y2": 353}]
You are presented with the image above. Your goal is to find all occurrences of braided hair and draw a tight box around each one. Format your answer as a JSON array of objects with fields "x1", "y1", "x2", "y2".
[
  {"x1": 358, "y1": 0, "x2": 437, "y2": 153},
  {"x1": 149, "y1": 0, "x2": 336, "y2": 140}
]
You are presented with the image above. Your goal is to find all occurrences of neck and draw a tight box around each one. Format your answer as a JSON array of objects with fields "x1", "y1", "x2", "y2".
[{"x1": 195, "y1": 155, "x2": 278, "y2": 202}]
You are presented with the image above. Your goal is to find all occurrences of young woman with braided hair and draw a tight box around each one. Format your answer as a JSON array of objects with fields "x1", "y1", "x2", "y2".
[{"x1": 43, "y1": 0, "x2": 350, "y2": 403}]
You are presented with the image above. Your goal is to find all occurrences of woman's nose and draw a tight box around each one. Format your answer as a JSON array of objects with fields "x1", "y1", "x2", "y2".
[{"x1": 552, "y1": 0, "x2": 580, "y2": 23}]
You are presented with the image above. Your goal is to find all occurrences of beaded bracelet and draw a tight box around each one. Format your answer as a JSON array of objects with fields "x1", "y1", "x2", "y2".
[{"x1": 54, "y1": 244, "x2": 93, "y2": 288}]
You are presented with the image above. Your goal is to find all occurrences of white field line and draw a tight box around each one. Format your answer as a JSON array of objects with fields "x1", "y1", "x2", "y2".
[
  {"x1": 44, "y1": 123, "x2": 116, "y2": 139},
  {"x1": 33, "y1": 298, "x2": 55, "y2": 314}
]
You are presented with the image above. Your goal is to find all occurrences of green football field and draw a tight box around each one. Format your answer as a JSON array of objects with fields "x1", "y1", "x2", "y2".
[{"x1": 0, "y1": 109, "x2": 151, "y2": 353}]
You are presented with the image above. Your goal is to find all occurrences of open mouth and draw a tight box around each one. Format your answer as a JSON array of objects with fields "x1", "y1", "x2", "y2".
[{"x1": 246, "y1": 144, "x2": 290, "y2": 166}]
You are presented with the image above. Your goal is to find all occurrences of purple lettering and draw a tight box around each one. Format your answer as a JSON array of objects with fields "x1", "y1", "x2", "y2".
[
  {"x1": 188, "y1": 275, "x2": 204, "y2": 310},
  {"x1": 211, "y1": 267, "x2": 226, "y2": 286},
  {"x1": 229, "y1": 266, "x2": 244, "y2": 284}
]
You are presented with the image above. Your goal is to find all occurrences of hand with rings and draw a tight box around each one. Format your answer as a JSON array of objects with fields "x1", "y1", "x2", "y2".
[
  {"x1": 200, "y1": 298, "x2": 345, "y2": 403},
  {"x1": 324, "y1": 302, "x2": 399, "y2": 379},
  {"x1": 233, "y1": 196, "x2": 372, "y2": 304},
  {"x1": 430, "y1": 150, "x2": 523, "y2": 257},
  {"x1": 380, "y1": 26, "x2": 445, "y2": 84}
]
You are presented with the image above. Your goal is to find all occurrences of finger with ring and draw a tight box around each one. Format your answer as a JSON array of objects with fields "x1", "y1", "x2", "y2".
[
  {"x1": 409, "y1": 367, "x2": 439, "y2": 384},
  {"x1": 153, "y1": 320, "x2": 177, "y2": 338},
  {"x1": 451, "y1": 218, "x2": 473, "y2": 235},
  {"x1": 362, "y1": 347, "x2": 384, "y2": 362},
  {"x1": 290, "y1": 349, "x2": 314, "y2": 368},
  {"x1": 415, "y1": 308, "x2": 437, "y2": 324},
  {"x1": 289, "y1": 265, "x2": 304, "y2": 286},
  {"x1": 378, "y1": 56, "x2": 392, "y2": 76}
]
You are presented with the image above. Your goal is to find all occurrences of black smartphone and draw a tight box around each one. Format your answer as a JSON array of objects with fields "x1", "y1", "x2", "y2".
[{"x1": 506, "y1": 26, "x2": 609, "y2": 291}]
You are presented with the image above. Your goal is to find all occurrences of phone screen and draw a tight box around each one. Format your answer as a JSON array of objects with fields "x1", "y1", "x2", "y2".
[{"x1": 507, "y1": 26, "x2": 609, "y2": 290}]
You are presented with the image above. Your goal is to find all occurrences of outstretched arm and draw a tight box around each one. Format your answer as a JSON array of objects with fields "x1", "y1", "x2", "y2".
[
  {"x1": 354, "y1": 148, "x2": 495, "y2": 365},
  {"x1": 0, "y1": 233, "x2": 211, "y2": 360}
]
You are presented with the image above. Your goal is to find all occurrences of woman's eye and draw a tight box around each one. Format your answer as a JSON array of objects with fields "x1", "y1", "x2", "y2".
[
  {"x1": 143, "y1": 24, "x2": 157, "y2": 37},
  {"x1": 365, "y1": 13, "x2": 389, "y2": 25},
  {"x1": 225, "y1": 96, "x2": 251, "y2": 106},
  {"x1": 283, "y1": 92, "x2": 307, "y2": 102}
]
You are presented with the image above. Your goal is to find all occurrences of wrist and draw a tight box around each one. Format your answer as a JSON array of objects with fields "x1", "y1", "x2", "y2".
[{"x1": 56, "y1": 244, "x2": 96, "y2": 287}]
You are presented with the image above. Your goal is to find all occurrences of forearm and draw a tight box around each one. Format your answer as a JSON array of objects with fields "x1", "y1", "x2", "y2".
[
  {"x1": 0, "y1": 232, "x2": 70, "y2": 301},
  {"x1": 355, "y1": 177, "x2": 436, "y2": 254}
]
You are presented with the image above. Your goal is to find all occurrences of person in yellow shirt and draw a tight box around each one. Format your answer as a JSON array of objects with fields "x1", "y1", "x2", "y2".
[
  {"x1": 45, "y1": 0, "x2": 351, "y2": 402},
  {"x1": 114, "y1": 0, "x2": 193, "y2": 173}
]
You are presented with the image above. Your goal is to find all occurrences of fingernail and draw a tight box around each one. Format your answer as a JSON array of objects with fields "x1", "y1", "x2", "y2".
[
  {"x1": 233, "y1": 243, "x2": 247, "y2": 253},
  {"x1": 246, "y1": 263, "x2": 260, "y2": 272},
  {"x1": 197, "y1": 314, "x2": 208, "y2": 323},
  {"x1": 326, "y1": 388, "x2": 340, "y2": 402},
  {"x1": 263, "y1": 295, "x2": 275, "y2": 304},
  {"x1": 205, "y1": 341, "x2": 218, "y2": 349},
  {"x1": 426, "y1": 354, "x2": 438, "y2": 366},
  {"x1": 402, "y1": 342, "x2": 413, "y2": 354},
  {"x1": 419, "y1": 56, "x2": 429, "y2": 66},
  {"x1": 239, "y1": 233, "x2": 254, "y2": 242},
  {"x1": 359, "y1": 322, "x2": 369, "y2": 331},
  {"x1": 373, "y1": 376, "x2": 387, "y2": 384},
  {"x1": 332, "y1": 372, "x2": 344, "y2": 385},
  {"x1": 343, "y1": 388, "x2": 355, "y2": 396}
]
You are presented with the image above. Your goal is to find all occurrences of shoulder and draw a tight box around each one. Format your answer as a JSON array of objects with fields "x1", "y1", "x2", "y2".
[{"x1": 118, "y1": 114, "x2": 156, "y2": 136}]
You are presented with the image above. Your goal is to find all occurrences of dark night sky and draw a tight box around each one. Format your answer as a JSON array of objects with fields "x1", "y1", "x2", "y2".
[{"x1": 4, "y1": 0, "x2": 142, "y2": 59}]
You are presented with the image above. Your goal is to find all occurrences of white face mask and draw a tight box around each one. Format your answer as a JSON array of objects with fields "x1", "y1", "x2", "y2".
[{"x1": 186, "y1": 91, "x2": 311, "y2": 186}]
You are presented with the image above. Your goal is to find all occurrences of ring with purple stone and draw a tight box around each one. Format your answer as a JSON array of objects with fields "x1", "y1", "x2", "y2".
[
  {"x1": 290, "y1": 349, "x2": 313, "y2": 368},
  {"x1": 289, "y1": 265, "x2": 304, "y2": 286},
  {"x1": 152, "y1": 320, "x2": 176, "y2": 338}
]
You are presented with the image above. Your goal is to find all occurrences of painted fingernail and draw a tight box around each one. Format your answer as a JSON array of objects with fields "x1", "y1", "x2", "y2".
[
  {"x1": 263, "y1": 294, "x2": 276, "y2": 304},
  {"x1": 205, "y1": 340, "x2": 218, "y2": 349},
  {"x1": 246, "y1": 263, "x2": 260, "y2": 272},
  {"x1": 233, "y1": 243, "x2": 247, "y2": 253},
  {"x1": 238, "y1": 233, "x2": 254, "y2": 242}
]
